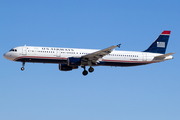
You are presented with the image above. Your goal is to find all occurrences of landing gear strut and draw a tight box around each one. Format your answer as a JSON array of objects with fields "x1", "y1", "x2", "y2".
[{"x1": 21, "y1": 62, "x2": 25, "y2": 71}]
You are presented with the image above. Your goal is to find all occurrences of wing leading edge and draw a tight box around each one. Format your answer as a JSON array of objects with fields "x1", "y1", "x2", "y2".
[{"x1": 81, "y1": 44, "x2": 120, "y2": 64}]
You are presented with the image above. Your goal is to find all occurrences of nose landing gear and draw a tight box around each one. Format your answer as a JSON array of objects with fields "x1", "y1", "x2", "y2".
[{"x1": 21, "y1": 62, "x2": 25, "y2": 71}]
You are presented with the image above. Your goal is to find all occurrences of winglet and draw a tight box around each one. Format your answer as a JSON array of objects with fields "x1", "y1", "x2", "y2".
[{"x1": 117, "y1": 44, "x2": 121, "y2": 48}]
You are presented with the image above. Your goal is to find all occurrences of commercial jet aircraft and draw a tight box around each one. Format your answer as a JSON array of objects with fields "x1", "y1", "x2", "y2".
[{"x1": 4, "y1": 30, "x2": 174, "y2": 76}]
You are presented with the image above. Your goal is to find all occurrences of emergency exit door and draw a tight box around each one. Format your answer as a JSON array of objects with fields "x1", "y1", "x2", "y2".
[{"x1": 56, "y1": 50, "x2": 61, "y2": 57}]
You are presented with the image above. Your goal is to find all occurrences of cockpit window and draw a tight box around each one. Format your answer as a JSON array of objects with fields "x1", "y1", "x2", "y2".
[
  {"x1": 9, "y1": 49, "x2": 17, "y2": 52},
  {"x1": 9, "y1": 49, "x2": 14, "y2": 51}
]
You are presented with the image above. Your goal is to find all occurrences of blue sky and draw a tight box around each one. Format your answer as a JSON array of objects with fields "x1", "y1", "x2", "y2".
[{"x1": 0, "y1": 0, "x2": 180, "y2": 120}]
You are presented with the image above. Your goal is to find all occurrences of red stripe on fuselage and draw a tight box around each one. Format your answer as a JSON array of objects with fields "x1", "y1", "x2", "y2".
[{"x1": 14, "y1": 56, "x2": 159, "y2": 64}]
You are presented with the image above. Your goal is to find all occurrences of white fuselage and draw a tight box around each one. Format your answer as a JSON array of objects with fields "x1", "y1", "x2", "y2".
[
  {"x1": 3, "y1": 46, "x2": 173, "y2": 67},
  {"x1": 3, "y1": 30, "x2": 174, "y2": 76}
]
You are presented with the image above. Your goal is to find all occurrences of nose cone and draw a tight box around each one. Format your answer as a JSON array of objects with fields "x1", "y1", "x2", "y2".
[
  {"x1": 3, "y1": 52, "x2": 14, "y2": 61},
  {"x1": 3, "y1": 53, "x2": 8, "y2": 59}
]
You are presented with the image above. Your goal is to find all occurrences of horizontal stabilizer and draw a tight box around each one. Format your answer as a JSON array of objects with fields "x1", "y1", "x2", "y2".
[{"x1": 154, "y1": 52, "x2": 175, "y2": 58}]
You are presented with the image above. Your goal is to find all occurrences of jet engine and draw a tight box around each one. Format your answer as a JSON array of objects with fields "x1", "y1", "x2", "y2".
[{"x1": 59, "y1": 64, "x2": 78, "y2": 71}]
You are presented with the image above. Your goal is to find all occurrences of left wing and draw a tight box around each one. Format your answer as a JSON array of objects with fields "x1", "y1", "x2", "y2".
[
  {"x1": 81, "y1": 44, "x2": 120, "y2": 64},
  {"x1": 153, "y1": 52, "x2": 175, "y2": 61},
  {"x1": 154, "y1": 52, "x2": 175, "y2": 58}
]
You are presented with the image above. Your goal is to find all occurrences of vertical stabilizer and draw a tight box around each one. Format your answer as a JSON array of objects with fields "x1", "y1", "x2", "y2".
[{"x1": 144, "y1": 31, "x2": 171, "y2": 54}]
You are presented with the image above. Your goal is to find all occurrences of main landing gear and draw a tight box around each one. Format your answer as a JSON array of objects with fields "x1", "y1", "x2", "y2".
[
  {"x1": 82, "y1": 66, "x2": 94, "y2": 76},
  {"x1": 21, "y1": 62, "x2": 25, "y2": 71}
]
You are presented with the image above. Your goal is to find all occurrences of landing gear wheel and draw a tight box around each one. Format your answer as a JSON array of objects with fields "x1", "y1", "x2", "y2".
[
  {"x1": 21, "y1": 67, "x2": 25, "y2": 71},
  {"x1": 82, "y1": 70, "x2": 88, "y2": 76},
  {"x1": 88, "y1": 67, "x2": 94, "y2": 73}
]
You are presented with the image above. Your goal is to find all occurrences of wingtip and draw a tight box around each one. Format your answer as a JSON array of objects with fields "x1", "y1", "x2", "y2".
[{"x1": 117, "y1": 44, "x2": 121, "y2": 48}]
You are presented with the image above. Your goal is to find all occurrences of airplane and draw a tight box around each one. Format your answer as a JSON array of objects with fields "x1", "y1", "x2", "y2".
[{"x1": 3, "y1": 30, "x2": 174, "y2": 76}]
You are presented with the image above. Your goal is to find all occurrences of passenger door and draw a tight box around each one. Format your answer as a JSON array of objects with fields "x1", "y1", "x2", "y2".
[
  {"x1": 22, "y1": 46, "x2": 27, "y2": 55},
  {"x1": 56, "y1": 50, "x2": 61, "y2": 57},
  {"x1": 142, "y1": 53, "x2": 147, "y2": 61}
]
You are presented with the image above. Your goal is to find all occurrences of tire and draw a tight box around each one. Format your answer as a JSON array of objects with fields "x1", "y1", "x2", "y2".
[
  {"x1": 88, "y1": 67, "x2": 94, "y2": 73},
  {"x1": 82, "y1": 70, "x2": 88, "y2": 76},
  {"x1": 21, "y1": 67, "x2": 25, "y2": 71}
]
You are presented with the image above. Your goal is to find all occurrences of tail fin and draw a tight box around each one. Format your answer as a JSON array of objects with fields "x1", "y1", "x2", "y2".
[{"x1": 144, "y1": 30, "x2": 171, "y2": 54}]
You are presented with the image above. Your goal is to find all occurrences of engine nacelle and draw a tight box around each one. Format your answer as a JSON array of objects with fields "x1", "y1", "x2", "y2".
[
  {"x1": 59, "y1": 64, "x2": 73, "y2": 71},
  {"x1": 68, "y1": 57, "x2": 81, "y2": 66},
  {"x1": 59, "y1": 64, "x2": 78, "y2": 71}
]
